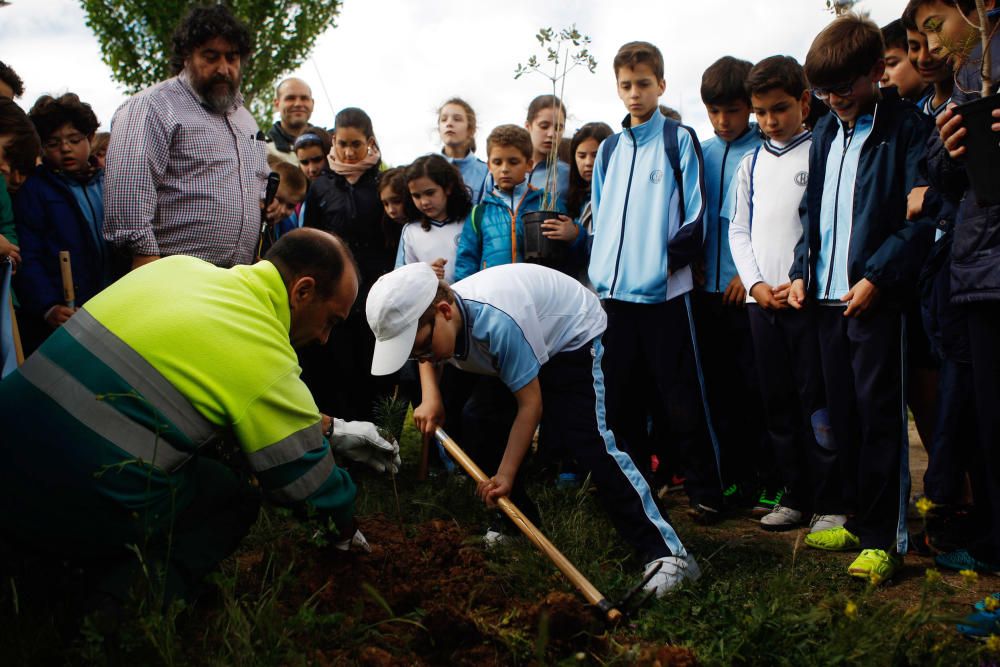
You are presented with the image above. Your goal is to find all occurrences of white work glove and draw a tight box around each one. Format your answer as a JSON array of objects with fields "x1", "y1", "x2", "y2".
[
  {"x1": 329, "y1": 418, "x2": 401, "y2": 474},
  {"x1": 333, "y1": 528, "x2": 372, "y2": 553}
]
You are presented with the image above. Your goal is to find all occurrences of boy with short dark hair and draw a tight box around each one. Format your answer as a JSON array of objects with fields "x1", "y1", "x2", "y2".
[
  {"x1": 881, "y1": 19, "x2": 929, "y2": 100},
  {"x1": 268, "y1": 161, "x2": 308, "y2": 236},
  {"x1": 790, "y1": 14, "x2": 934, "y2": 582},
  {"x1": 729, "y1": 55, "x2": 841, "y2": 532},
  {"x1": 696, "y1": 55, "x2": 767, "y2": 516},
  {"x1": 367, "y1": 261, "x2": 700, "y2": 596},
  {"x1": 454, "y1": 124, "x2": 559, "y2": 280},
  {"x1": 14, "y1": 93, "x2": 112, "y2": 350},
  {"x1": 589, "y1": 41, "x2": 721, "y2": 520}
]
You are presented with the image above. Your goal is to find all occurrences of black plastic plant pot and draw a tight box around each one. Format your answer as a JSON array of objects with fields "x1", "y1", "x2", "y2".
[
  {"x1": 522, "y1": 210, "x2": 569, "y2": 263},
  {"x1": 956, "y1": 93, "x2": 1000, "y2": 207}
]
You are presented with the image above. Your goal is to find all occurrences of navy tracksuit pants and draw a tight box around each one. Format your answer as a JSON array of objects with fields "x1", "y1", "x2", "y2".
[
  {"x1": 693, "y1": 291, "x2": 767, "y2": 491},
  {"x1": 816, "y1": 306, "x2": 909, "y2": 552},
  {"x1": 601, "y1": 296, "x2": 722, "y2": 508},
  {"x1": 747, "y1": 304, "x2": 837, "y2": 514},
  {"x1": 462, "y1": 338, "x2": 687, "y2": 563}
]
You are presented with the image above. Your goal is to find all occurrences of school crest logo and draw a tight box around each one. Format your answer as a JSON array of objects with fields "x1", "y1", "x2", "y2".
[
  {"x1": 650, "y1": 169, "x2": 664, "y2": 184},
  {"x1": 795, "y1": 171, "x2": 809, "y2": 186}
]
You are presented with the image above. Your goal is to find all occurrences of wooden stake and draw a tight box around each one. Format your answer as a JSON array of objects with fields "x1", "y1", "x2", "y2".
[
  {"x1": 58, "y1": 251, "x2": 75, "y2": 308},
  {"x1": 435, "y1": 427, "x2": 622, "y2": 624}
]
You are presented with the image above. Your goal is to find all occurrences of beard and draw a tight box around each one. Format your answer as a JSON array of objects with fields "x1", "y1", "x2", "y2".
[{"x1": 192, "y1": 70, "x2": 241, "y2": 114}]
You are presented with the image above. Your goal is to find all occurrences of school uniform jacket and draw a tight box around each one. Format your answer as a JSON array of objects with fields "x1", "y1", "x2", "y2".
[
  {"x1": 589, "y1": 110, "x2": 707, "y2": 304},
  {"x1": 790, "y1": 88, "x2": 934, "y2": 304},
  {"x1": 701, "y1": 124, "x2": 762, "y2": 293}
]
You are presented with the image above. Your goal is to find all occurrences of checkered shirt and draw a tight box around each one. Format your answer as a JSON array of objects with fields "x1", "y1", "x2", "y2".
[{"x1": 103, "y1": 72, "x2": 268, "y2": 267}]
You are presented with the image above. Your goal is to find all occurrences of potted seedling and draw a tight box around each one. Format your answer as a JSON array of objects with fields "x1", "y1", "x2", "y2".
[
  {"x1": 515, "y1": 26, "x2": 597, "y2": 263},
  {"x1": 944, "y1": 0, "x2": 1000, "y2": 205}
]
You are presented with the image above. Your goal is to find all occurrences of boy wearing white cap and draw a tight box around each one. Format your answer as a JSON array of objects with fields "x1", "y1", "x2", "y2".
[{"x1": 366, "y1": 261, "x2": 699, "y2": 597}]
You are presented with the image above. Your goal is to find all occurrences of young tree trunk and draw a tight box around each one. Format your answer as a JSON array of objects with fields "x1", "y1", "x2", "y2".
[{"x1": 975, "y1": 0, "x2": 994, "y2": 97}]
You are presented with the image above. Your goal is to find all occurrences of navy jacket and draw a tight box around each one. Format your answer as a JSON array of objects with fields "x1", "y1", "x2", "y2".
[
  {"x1": 925, "y1": 37, "x2": 1000, "y2": 304},
  {"x1": 791, "y1": 88, "x2": 934, "y2": 305},
  {"x1": 13, "y1": 164, "x2": 111, "y2": 318}
]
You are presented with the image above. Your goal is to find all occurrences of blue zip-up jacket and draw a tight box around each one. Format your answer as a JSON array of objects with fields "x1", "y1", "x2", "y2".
[
  {"x1": 701, "y1": 124, "x2": 761, "y2": 293},
  {"x1": 589, "y1": 110, "x2": 707, "y2": 303},
  {"x1": 13, "y1": 164, "x2": 112, "y2": 318},
  {"x1": 443, "y1": 150, "x2": 489, "y2": 204},
  {"x1": 790, "y1": 88, "x2": 934, "y2": 303},
  {"x1": 454, "y1": 180, "x2": 551, "y2": 281}
]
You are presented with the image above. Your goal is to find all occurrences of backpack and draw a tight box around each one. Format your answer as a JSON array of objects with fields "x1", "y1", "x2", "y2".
[{"x1": 598, "y1": 117, "x2": 687, "y2": 219}]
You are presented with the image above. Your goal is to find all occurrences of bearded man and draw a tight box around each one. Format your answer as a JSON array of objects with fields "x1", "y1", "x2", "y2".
[{"x1": 103, "y1": 4, "x2": 269, "y2": 270}]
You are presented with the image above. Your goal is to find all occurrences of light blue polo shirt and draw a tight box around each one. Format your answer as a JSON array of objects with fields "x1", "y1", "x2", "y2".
[
  {"x1": 448, "y1": 264, "x2": 607, "y2": 392},
  {"x1": 814, "y1": 114, "x2": 874, "y2": 302}
]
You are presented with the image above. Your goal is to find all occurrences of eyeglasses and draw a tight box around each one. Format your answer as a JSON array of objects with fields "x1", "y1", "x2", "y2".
[
  {"x1": 43, "y1": 133, "x2": 87, "y2": 151},
  {"x1": 409, "y1": 317, "x2": 436, "y2": 362},
  {"x1": 810, "y1": 75, "x2": 868, "y2": 101}
]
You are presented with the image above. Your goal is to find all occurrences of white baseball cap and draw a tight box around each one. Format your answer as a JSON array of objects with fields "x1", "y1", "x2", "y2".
[{"x1": 367, "y1": 262, "x2": 440, "y2": 376}]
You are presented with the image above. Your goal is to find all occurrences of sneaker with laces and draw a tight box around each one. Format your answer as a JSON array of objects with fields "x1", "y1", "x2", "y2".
[
  {"x1": 848, "y1": 549, "x2": 902, "y2": 583},
  {"x1": 760, "y1": 505, "x2": 803, "y2": 531},
  {"x1": 808, "y1": 513, "x2": 847, "y2": 533},
  {"x1": 804, "y1": 526, "x2": 861, "y2": 551},
  {"x1": 957, "y1": 609, "x2": 1000, "y2": 637},
  {"x1": 935, "y1": 549, "x2": 1000, "y2": 573},
  {"x1": 642, "y1": 553, "x2": 702, "y2": 598},
  {"x1": 752, "y1": 488, "x2": 785, "y2": 517}
]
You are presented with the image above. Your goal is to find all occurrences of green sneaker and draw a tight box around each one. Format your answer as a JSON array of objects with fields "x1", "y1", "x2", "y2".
[
  {"x1": 804, "y1": 526, "x2": 861, "y2": 551},
  {"x1": 848, "y1": 549, "x2": 902, "y2": 583}
]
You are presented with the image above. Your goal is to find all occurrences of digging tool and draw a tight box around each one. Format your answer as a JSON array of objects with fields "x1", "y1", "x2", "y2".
[
  {"x1": 59, "y1": 250, "x2": 75, "y2": 309},
  {"x1": 434, "y1": 427, "x2": 638, "y2": 623}
]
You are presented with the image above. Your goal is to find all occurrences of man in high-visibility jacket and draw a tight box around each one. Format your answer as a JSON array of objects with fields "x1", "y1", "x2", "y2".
[{"x1": 0, "y1": 228, "x2": 398, "y2": 603}]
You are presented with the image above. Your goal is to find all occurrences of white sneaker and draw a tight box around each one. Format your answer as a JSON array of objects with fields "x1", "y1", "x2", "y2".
[
  {"x1": 642, "y1": 553, "x2": 701, "y2": 598},
  {"x1": 760, "y1": 505, "x2": 803, "y2": 531},
  {"x1": 809, "y1": 513, "x2": 847, "y2": 533}
]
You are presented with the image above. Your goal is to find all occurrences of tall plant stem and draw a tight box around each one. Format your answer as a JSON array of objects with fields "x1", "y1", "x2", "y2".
[{"x1": 975, "y1": 0, "x2": 994, "y2": 97}]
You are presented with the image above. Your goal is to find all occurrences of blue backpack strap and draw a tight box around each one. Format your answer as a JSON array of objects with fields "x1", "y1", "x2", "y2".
[
  {"x1": 747, "y1": 146, "x2": 762, "y2": 231},
  {"x1": 661, "y1": 117, "x2": 685, "y2": 220},
  {"x1": 598, "y1": 133, "x2": 621, "y2": 184}
]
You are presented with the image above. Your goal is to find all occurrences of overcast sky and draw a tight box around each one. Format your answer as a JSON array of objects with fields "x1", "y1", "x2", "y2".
[{"x1": 3, "y1": 0, "x2": 906, "y2": 166}]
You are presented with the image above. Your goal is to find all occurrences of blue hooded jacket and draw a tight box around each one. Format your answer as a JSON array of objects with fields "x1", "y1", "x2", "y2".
[
  {"x1": 790, "y1": 88, "x2": 934, "y2": 304},
  {"x1": 700, "y1": 124, "x2": 761, "y2": 293},
  {"x1": 454, "y1": 180, "x2": 558, "y2": 281},
  {"x1": 14, "y1": 164, "x2": 111, "y2": 318}
]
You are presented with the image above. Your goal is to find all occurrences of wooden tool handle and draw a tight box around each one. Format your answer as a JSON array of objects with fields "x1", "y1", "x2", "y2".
[
  {"x1": 58, "y1": 251, "x2": 75, "y2": 307},
  {"x1": 435, "y1": 427, "x2": 622, "y2": 624}
]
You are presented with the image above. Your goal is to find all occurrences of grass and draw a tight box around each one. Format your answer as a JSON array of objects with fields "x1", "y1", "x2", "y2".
[{"x1": 1, "y1": 415, "x2": 996, "y2": 665}]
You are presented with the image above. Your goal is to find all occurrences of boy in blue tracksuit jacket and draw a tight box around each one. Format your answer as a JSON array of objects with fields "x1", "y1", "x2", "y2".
[
  {"x1": 454, "y1": 124, "x2": 571, "y2": 281},
  {"x1": 695, "y1": 56, "x2": 769, "y2": 513},
  {"x1": 790, "y1": 15, "x2": 934, "y2": 582},
  {"x1": 14, "y1": 93, "x2": 113, "y2": 353},
  {"x1": 589, "y1": 41, "x2": 721, "y2": 517}
]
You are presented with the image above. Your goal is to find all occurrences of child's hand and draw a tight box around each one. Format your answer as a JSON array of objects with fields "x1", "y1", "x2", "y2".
[
  {"x1": 429, "y1": 257, "x2": 447, "y2": 279},
  {"x1": 477, "y1": 473, "x2": 513, "y2": 507},
  {"x1": 413, "y1": 397, "x2": 445, "y2": 436},
  {"x1": 750, "y1": 282, "x2": 782, "y2": 310},
  {"x1": 772, "y1": 282, "x2": 792, "y2": 305},
  {"x1": 541, "y1": 215, "x2": 579, "y2": 242},
  {"x1": 788, "y1": 279, "x2": 806, "y2": 310},
  {"x1": 842, "y1": 278, "x2": 879, "y2": 318},
  {"x1": 937, "y1": 104, "x2": 967, "y2": 160},
  {"x1": 993, "y1": 107, "x2": 1000, "y2": 133},
  {"x1": 0, "y1": 235, "x2": 20, "y2": 269},
  {"x1": 723, "y1": 275, "x2": 747, "y2": 307},
  {"x1": 44, "y1": 305, "x2": 77, "y2": 328},
  {"x1": 907, "y1": 186, "x2": 928, "y2": 220}
]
